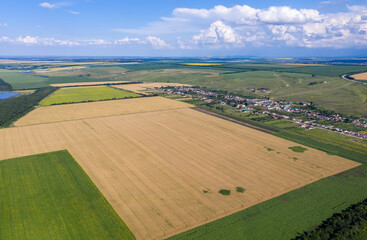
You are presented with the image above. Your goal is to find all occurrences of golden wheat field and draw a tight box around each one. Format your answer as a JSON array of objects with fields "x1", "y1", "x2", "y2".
[
  {"x1": 113, "y1": 82, "x2": 191, "y2": 94},
  {"x1": 1, "y1": 107, "x2": 359, "y2": 240},
  {"x1": 350, "y1": 72, "x2": 367, "y2": 80},
  {"x1": 14, "y1": 97, "x2": 192, "y2": 126}
]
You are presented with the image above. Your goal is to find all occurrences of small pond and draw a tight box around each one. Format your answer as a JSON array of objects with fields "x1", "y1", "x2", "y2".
[{"x1": 0, "y1": 92, "x2": 20, "y2": 100}]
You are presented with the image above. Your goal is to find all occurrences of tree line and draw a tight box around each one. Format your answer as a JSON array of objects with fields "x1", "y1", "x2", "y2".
[
  {"x1": 293, "y1": 198, "x2": 367, "y2": 240},
  {"x1": 0, "y1": 87, "x2": 57, "y2": 127},
  {"x1": 0, "y1": 78, "x2": 13, "y2": 91}
]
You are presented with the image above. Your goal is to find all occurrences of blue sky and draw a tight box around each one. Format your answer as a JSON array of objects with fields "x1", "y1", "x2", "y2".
[{"x1": 0, "y1": 0, "x2": 367, "y2": 56}]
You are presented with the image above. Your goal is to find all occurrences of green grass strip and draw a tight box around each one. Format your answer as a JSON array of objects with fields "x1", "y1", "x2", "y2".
[
  {"x1": 0, "y1": 150, "x2": 135, "y2": 240},
  {"x1": 274, "y1": 131, "x2": 367, "y2": 165}
]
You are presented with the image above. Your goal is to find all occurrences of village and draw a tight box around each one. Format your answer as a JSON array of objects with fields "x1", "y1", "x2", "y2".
[{"x1": 156, "y1": 86, "x2": 367, "y2": 140}]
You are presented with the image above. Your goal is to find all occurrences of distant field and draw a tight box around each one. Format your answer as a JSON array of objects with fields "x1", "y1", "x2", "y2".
[
  {"x1": 50, "y1": 80, "x2": 130, "y2": 87},
  {"x1": 26, "y1": 62, "x2": 367, "y2": 115},
  {"x1": 40, "y1": 86, "x2": 141, "y2": 105},
  {"x1": 123, "y1": 68, "x2": 367, "y2": 115},
  {"x1": 114, "y1": 82, "x2": 191, "y2": 94},
  {"x1": 181, "y1": 63, "x2": 223, "y2": 66},
  {"x1": 350, "y1": 72, "x2": 367, "y2": 80},
  {"x1": 169, "y1": 165, "x2": 367, "y2": 240},
  {"x1": 1, "y1": 108, "x2": 358, "y2": 239},
  {"x1": 0, "y1": 70, "x2": 49, "y2": 89},
  {"x1": 44, "y1": 76, "x2": 127, "y2": 85},
  {"x1": 15, "y1": 96, "x2": 192, "y2": 126},
  {"x1": 0, "y1": 150, "x2": 135, "y2": 240},
  {"x1": 39, "y1": 66, "x2": 128, "y2": 80}
]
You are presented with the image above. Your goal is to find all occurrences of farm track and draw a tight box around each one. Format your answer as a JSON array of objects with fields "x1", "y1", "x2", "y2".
[{"x1": 0, "y1": 107, "x2": 359, "y2": 240}]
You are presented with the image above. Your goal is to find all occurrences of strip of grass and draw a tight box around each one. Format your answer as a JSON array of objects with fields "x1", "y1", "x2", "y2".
[
  {"x1": 275, "y1": 130, "x2": 367, "y2": 165},
  {"x1": 40, "y1": 86, "x2": 141, "y2": 106},
  {"x1": 168, "y1": 165, "x2": 367, "y2": 240},
  {"x1": 0, "y1": 150, "x2": 135, "y2": 240},
  {"x1": 286, "y1": 128, "x2": 367, "y2": 157},
  {"x1": 289, "y1": 146, "x2": 308, "y2": 153}
]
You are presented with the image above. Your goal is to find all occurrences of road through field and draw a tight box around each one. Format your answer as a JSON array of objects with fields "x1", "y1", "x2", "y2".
[{"x1": 0, "y1": 108, "x2": 359, "y2": 239}]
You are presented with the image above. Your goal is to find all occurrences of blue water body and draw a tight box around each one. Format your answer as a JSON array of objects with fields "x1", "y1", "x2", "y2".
[
  {"x1": 0, "y1": 92, "x2": 20, "y2": 100},
  {"x1": 33, "y1": 75, "x2": 49, "y2": 78}
]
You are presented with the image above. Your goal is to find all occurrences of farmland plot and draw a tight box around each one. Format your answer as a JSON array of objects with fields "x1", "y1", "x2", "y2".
[
  {"x1": 114, "y1": 82, "x2": 191, "y2": 94},
  {"x1": 0, "y1": 108, "x2": 359, "y2": 240},
  {"x1": 40, "y1": 86, "x2": 141, "y2": 106},
  {"x1": 50, "y1": 80, "x2": 130, "y2": 87},
  {"x1": 15, "y1": 97, "x2": 193, "y2": 126},
  {"x1": 0, "y1": 150, "x2": 135, "y2": 240}
]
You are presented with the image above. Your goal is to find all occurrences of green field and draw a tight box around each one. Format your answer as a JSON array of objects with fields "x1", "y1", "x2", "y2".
[
  {"x1": 0, "y1": 150, "x2": 135, "y2": 240},
  {"x1": 279, "y1": 128, "x2": 367, "y2": 158},
  {"x1": 6, "y1": 62, "x2": 365, "y2": 115},
  {"x1": 119, "y1": 63, "x2": 367, "y2": 116},
  {"x1": 0, "y1": 68, "x2": 130, "y2": 90},
  {"x1": 40, "y1": 86, "x2": 141, "y2": 105},
  {"x1": 45, "y1": 76, "x2": 124, "y2": 85},
  {"x1": 0, "y1": 70, "x2": 49, "y2": 89},
  {"x1": 169, "y1": 165, "x2": 367, "y2": 240}
]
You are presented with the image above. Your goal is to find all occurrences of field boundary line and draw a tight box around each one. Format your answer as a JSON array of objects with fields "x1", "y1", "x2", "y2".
[
  {"x1": 13, "y1": 107, "x2": 193, "y2": 128},
  {"x1": 192, "y1": 107, "x2": 275, "y2": 134}
]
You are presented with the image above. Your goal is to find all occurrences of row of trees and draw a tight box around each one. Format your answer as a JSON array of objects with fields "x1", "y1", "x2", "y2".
[
  {"x1": 0, "y1": 87, "x2": 56, "y2": 127},
  {"x1": 0, "y1": 78, "x2": 13, "y2": 91},
  {"x1": 293, "y1": 198, "x2": 367, "y2": 240}
]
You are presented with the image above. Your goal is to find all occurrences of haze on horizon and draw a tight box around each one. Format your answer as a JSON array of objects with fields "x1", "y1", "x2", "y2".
[{"x1": 1, "y1": 0, "x2": 367, "y2": 57}]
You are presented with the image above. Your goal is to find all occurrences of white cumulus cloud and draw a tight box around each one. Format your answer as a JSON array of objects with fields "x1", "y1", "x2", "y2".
[
  {"x1": 145, "y1": 36, "x2": 171, "y2": 49},
  {"x1": 192, "y1": 21, "x2": 243, "y2": 48},
  {"x1": 86, "y1": 39, "x2": 111, "y2": 45},
  {"x1": 39, "y1": 2, "x2": 58, "y2": 9},
  {"x1": 257, "y1": 7, "x2": 321, "y2": 24},
  {"x1": 0, "y1": 36, "x2": 80, "y2": 46},
  {"x1": 114, "y1": 37, "x2": 144, "y2": 45}
]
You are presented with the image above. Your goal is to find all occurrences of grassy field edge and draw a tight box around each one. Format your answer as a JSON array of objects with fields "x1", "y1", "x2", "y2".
[
  {"x1": 167, "y1": 165, "x2": 367, "y2": 240},
  {"x1": 0, "y1": 150, "x2": 136, "y2": 240}
]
